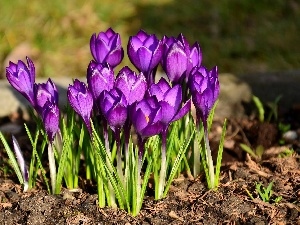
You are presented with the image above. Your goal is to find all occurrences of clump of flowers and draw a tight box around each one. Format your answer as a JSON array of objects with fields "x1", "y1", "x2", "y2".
[{"x1": 1, "y1": 28, "x2": 226, "y2": 216}]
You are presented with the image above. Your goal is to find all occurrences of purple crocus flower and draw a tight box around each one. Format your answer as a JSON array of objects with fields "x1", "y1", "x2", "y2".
[
  {"x1": 99, "y1": 88, "x2": 128, "y2": 177},
  {"x1": 127, "y1": 30, "x2": 162, "y2": 84},
  {"x1": 130, "y1": 96, "x2": 163, "y2": 179},
  {"x1": 87, "y1": 60, "x2": 115, "y2": 105},
  {"x1": 68, "y1": 79, "x2": 94, "y2": 135},
  {"x1": 99, "y1": 88, "x2": 128, "y2": 131},
  {"x1": 6, "y1": 57, "x2": 36, "y2": 107},
  {"x1": 115, "y1": 66, "x2": 147, "y2": 161},
  {"x1": 162, "y1": 34, "x2": 202, "y2": 84},
  {"x1": 34, "y1": 78, "x2": 58, "y2": 114},
  {"x1": 189, "y1": 66, "x2": 220, "y2": 128},
  {"x1": 189, "y1": 65, "x2": 220, "y2": 189},
  {"x1": 148, "y1": 77, "x2": 191, "y2": 199},
  {"x1": 42, "y1": 100, "x2": 60, "y2": 143},
  {"x1": 148, "y1": 77, "x2": 191, "y2": 128},
  {"x1": 90, "y1": 28, "x2": 124, "y2": 68},
  {"x1": 130, "y1": 97, "x2": 163, "y2": 139},
  {"x1": 115, "y1": 66, "x2": 147, "y2": 106},
  {"x1": 161, "y1": 34, "x2": 189, "y2": 84}
]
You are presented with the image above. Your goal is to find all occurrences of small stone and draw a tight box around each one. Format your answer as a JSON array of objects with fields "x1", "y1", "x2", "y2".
[
  {"x1": 283, "y1": 130, "x2": 298, "y2": 142},
  {"x1": 0, "y1": 123, "x2": 22, "y2": 134}
]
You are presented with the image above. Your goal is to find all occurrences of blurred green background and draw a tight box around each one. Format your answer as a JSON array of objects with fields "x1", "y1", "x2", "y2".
[{"x1": 1, "y1": 0, "x2": 299, "y2": 78}]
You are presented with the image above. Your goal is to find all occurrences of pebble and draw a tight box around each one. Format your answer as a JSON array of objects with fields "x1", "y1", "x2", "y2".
[
  {"x1": 282, "y1": 130, "x2": 298, "y2": 142},
  {"x1": 0, "y1": 123, "x2": 22, "y2": 134}
]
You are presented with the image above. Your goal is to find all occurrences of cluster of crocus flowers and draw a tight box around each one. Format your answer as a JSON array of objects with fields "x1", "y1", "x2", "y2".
[
  {"x1": 67, "y1": 28, "x2": 219, "y2": 195},
  {"x1": 6, "y1": 57, "x2": 61, "y2": 193},
  {"x1": 5, "y1": 27, "x2": 220, "y2": 201}
]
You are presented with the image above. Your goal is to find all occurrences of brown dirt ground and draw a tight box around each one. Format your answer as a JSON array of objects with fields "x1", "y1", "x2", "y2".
[{"x1": 0, "y1": 108, "x2": 300, "y2": 225}]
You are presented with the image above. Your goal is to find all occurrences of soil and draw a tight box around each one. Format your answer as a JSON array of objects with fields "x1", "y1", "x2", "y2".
[{"x1": 0, "y1": 107, "x2": 300, "y2": 224}]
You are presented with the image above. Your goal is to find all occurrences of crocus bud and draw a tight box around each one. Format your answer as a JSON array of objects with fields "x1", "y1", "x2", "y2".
[
  {"x1": 187, "y1": 42, "x2": 202, "y2": 82},
  {"x1": 115, "y1": 66, "x2": 147, "y2": 105},
  {"x1": 190, "y1": 42, "x2": 202, "y2": 69},
  {"x1": 90, "y1": 28, "x2": 124, "y2": 68},
  {"x1": 6, "y1": 57, "x2": 36, "y2": 107},
  {"x1": 161, "y1": 34, "x2": 190, "y2": 84},
  {"x1": 99, "y1": 88, "x2": 128, "y2": 131},
  {"x1": 68, "y1": 79, "x2": 93, "y2": 135},
  {"x1": 128, "y1": 30, "x2": 162, "y2": 84},
  {"x1": 42, "y1": 100, "x2": 60, "y2": 143},
  {"x1": 87, "y1": 60, "x2": 115, "y2": 104},
  {"x1": 35, "y1": 78, "x2": 58, "y2": 114},
  {"x1": 189, "y1": 66, "x2": 220, "y2": 127}
]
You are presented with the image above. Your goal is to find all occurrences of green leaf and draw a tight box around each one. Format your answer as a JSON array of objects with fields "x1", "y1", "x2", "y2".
[
  {"x1": 215, "y1": 119, "x2": 227, "y2": 187},
  {"x1": 256, "y1": 145, "x2": 264, "y2": 159},
  {"x1": 252, "y1": 95, "x2": 264, "y2": 122},
  {"x1": 239, "y1": 143, "x2": 257, "y2": 159},
  {"x1": 24, "y1": 124, "x2": 50, "y2": 193},
  {"x1": 91, "y1": 121, "x2": 128, "y2": 210},
  {"x1": 163, "y1": 128, "x2": 195, "y2": 197},
  {"x1": 0, "y1": 132, "x2": 23, "y2": 184},
  {"x1": 55, "y1": 137, "x2": 70, "y2": 194}
]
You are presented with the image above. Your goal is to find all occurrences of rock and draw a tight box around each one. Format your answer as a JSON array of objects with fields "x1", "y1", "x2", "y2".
[
  {"x1": 0, "y1": 123, "x2": 22, "y2": 134},
  {"x1": 239, "y1": 70, "x2": 300, "y2": 109},
  {"x1": 2, "y1": 42, "x2": 40, "y2": 79},
  {"x1": 216, "y1": 73, "x2": 252, "y2": 119},
  {"x1": 282, "y1": 130, "x2": 298, "y2": 142}
]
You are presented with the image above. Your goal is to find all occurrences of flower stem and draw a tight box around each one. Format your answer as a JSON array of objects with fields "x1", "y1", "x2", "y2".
[
  {"x1": 158, "y1": 129, "x2": 167, "y2": 199},
  {"x1": 204, "y1": 129, "x2": 215, "y2": 188},
  {"x1": 115, "y1": 128, "x2": 123, "y2": 182},
  {"x1": 48, "y1": 144, "x2": 56, "y2": 194},
  {"x1": 136, "y1": 136, "x2": 146, "y2": 214}
]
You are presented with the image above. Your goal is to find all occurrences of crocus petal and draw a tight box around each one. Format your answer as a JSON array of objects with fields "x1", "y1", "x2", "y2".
[
  {"x1": 106, "y1": 103, "x2": 128, "y2": 129},
  {"x1": 141, "y1": 122, "x2": 163, "y2": 137},
  {"x1": 132, "y1": 108, "x2": 148, "y2": 134},
  {"x1": 136, "y1": 47, "x2": 153, "y2": 72},
  {"x1": 190, "y1": 42, "x2": 202, "y2": 68},
  {"x1": 172, "y1": 99, "x2": 191, "y2": 122},
  {"x1": 106, "y1": 47, "x2": 124, "y2": 68},
  {"x1": 148, "y1": 78, "x2": 170, "y2": 101},
  {"x1": 26, "y1": 57, "x2": 35, "y2": 85},
  {"x1": 128, "y1": 76, "x2": 147, "y2": 104},
  {"x1": 12, "y1": 135, "x2": 29, "y2": 186},
  {"x1": 129, "y1": 36, "x2": 143, "y2": 52},
  {"x1": 165, "y1": 43, "x2": 188, "y2": 83},
  {"x1": 160, "y1": 101, "x2": 176, "y2": 124},
  {"x1": 136, "y1": 30, "x2": 149, "y2": 42},
  {"x1": 163, "y1": 85, "x2": 182, "y2": 110}
]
